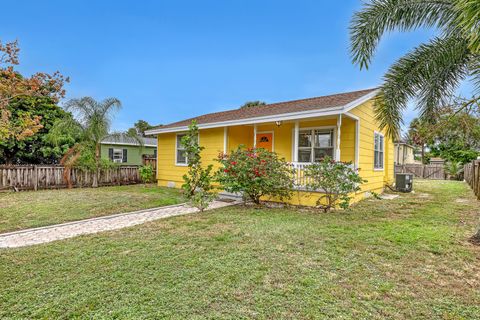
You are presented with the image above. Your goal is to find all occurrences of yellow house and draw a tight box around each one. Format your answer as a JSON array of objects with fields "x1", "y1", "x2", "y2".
[{"x1": 146, "y1": 88, "x2": 394, "y2": 206}]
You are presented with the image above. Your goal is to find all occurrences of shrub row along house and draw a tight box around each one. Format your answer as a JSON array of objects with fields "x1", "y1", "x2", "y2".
[{"x1": 146, "y1": 88, "x2": 394, "y2": 206}]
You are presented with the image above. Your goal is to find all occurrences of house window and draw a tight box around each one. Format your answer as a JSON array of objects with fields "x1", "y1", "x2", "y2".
[
  {"x1": 374, "y1": 132, "x2": 384, "y2": 170},
  {"x1": 297, "y1": 128, "x2": 334, "y2": 162},
  {"x1": 176, "y1": 134, "x2": 187, "y2": 165},
  {"x1": 112, "y1": 148, "x2": 126, "y2": 163}
]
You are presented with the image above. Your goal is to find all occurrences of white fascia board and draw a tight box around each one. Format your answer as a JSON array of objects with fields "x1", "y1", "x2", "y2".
[
  {"x1": 145, "y1": 107, "x2": 344, "y2": 134},
  {"x1": 100, "y1": 141, "x2": 157, "y2": 147},
  {"x1": 145, "y1": 90, "x2": 379, "y2": 135}
]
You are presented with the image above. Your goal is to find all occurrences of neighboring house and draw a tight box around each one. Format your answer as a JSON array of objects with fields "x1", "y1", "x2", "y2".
[
  {"x1": 429, "y1": 157, "x2": 445, "y2": 165},
  {"x1": 394, "y1": 141, "x2": 418, "y2": 165},
  {"x1": 100, "y1": 135, "x2": 157, "y2": 165},
  {"x1": 145, "y1": 88, "x2": 394, "y2": 206}
]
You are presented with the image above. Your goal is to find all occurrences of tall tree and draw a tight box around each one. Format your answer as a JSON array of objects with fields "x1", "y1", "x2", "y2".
[
  {"x1": 350, "y1": 0, "x2": 480, "y2": 139},
  {"x1": 405, "y1": 118, "x2": 433, "y2": 164},
  {"x1": 50, "y1": 97, "x2": 125, "y2": 187},
  {"x1": 240, "y1": 101, "x2": 266, "y2": 109},
  {"x1": 0, "y1": 39, "x2": 68, "y2": 141},
  {"x1": 0, "y1": 96, "x2": 78, "y2": 164},
  {"x1": 427, "y1": 98, "x2": 480, "y2": 163},
  {"x1": 127, "y1": 119, "x2": 154, "y2": 136}
]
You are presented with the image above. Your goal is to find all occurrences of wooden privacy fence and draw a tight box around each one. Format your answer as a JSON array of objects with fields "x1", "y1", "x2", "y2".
[
  {"x1": 394, "y1": 164, "x2": 445, "y2": 180},
  {"x1": 142, "y1": 155, "x2": 157, "y2": 171},
  {"x1": 464, "y1": 160, "x2": 480, "y2": 200},
  {"x1": 0, "y1": 165, "x2": 141, "y2": 191}
]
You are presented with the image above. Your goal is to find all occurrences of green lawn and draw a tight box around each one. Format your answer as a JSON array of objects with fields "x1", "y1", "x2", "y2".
[
  {"x1": 1, "y1": 180, "x2": 479, "y2": 319},
  {"x1": 0, "y1": 184, "x2": 183, "y2": 233}
]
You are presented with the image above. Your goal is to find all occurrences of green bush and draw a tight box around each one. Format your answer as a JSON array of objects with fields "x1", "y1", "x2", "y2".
[
  {"x1": 215, "y1": 146, "x2": 293, "y2": 205},
  {"x1": 139, "y1": 165, "x2": 155, "y2": 185},
  {"x1": 181, "y1": 121, "x2": 216, "y2": 211},
  {"x1": 304, "y1": 156, "x2": 366, "y2": 212}
]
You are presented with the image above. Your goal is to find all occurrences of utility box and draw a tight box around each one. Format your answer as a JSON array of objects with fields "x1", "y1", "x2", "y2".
[{"x1": 396, "y1": 173, "x2": 413, "y2": 192}]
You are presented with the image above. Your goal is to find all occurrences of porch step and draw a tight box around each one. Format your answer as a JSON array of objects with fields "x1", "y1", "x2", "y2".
[{"x1": 218, "y1": 191, "x2": 243, "y2": 201}]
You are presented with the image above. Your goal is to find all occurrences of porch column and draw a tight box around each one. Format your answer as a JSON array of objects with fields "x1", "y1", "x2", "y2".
[
  {"x1": 253, "y1": 124, "x2": 257, "y2": 148},
  {"x1": 355, "y1": 119, "x2": 360, "y2": 169},
  {"x1": 293, "y1": 121, "x2": 299, "y2": 162},
  {"x1": 336, "y1": 114, "x2": 342, "y2": 161},
  {"x1": 223, "y1": 127, "x2": 228, "y2": 153}
]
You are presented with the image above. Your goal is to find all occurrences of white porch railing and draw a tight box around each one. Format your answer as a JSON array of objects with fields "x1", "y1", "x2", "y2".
[
  {"x1": 287, "y1": 162, "x2": 356, "y2": 189},
  {"x1": 287, "y1": 162, "x2": 313, "y2": 189}
]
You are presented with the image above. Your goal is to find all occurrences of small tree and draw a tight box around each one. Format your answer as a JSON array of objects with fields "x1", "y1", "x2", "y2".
[
  {"x1": 181, "y1": 121, "x2": 215, "y2": 211},
  {"x1": 139, "y1": 164, "x2": 155, "y2": 186},
  {"x1": 444, "y1": 161, "x2": 464, "y2": 180},
  {"x1": 304, "y1": 157, "x2": 365, "y2": 212},
  {"x1": 215, "y1": 146, "x2": 293, "y2": 205}
]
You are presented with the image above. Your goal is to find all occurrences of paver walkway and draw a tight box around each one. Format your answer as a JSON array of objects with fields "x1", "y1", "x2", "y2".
[{"x1": 0, "y1": 200, "x2": 237, "y2": 249}]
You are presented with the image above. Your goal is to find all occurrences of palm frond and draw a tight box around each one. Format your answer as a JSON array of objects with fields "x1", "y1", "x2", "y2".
[
  {"x1": 46, "y1": 115, "x2": 84, "y2": 146},
  {"x1": 109, "y1": 130, "x2": 145, "y2": 153},
  {"x1": 350, "y1": 0, "x2": 456, "y2": 69},
  {"x1": 377, "y1": 35, "x2": 471, "y2": 138},
  {"x1": 470, "y1": 56, "x2": 480, "y2": 94},
  {"x1": 99, "y1": 97, "x2": 122, "y2": 118},
  {"x1": 455, "y1": 0, "x2": 480, "y2": 54}
]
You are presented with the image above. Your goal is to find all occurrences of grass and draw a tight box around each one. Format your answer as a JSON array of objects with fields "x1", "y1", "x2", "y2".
[
  {"x1": 0, "y1": 184, "x2": 183, "y2": 233},
  {"x1": 1, "y1": 180, "x2": 479, "y2": 319}
]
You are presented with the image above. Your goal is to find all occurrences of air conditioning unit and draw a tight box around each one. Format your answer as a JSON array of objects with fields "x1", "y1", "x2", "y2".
[
  {"x1": 396, "y1": 173, "x2": 413, "y2": 192},
  {"x1": 113, "y1": 158, "x2": 122, "y2": 163}
]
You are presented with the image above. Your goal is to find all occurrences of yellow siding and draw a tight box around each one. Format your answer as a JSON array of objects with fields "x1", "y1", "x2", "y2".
[
  {"x1": 157, "y1": 132, "x2": 187, "y2": 187},
  {"x1": 156, "y1": 97, "x2": 394, "y2": 206},
  {"x1": 227, "y1": 125, "x2": 252, "y2": 151},
  {"x1": 156, "y1": 128, "x2": 224, "y2": 188},
  {"x1": 340, "y1": 116, "x2": 355, "y2": 163},
  {"x1": 349, "y1": 99, "x2": 394, "y2": 197}
]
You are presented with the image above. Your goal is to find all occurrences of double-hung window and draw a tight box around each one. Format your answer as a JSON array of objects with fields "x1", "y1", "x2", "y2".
[
  {"x1": 176, "y1": 134, "x2": 187, "y2": 165},
  {"x1": 109, "y1": 148, "x2": 126, "y2": 163},
  {"x1": 297, "y1": 128, "x2": 334, "y2": 163},
  {"x1": 374, "y1": 132, "x2": 384, "y2": 170}
]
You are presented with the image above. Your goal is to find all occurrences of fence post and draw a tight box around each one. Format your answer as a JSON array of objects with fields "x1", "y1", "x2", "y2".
[{"x1": 33, "y1": 165, "x2": 38, "y2": 191}]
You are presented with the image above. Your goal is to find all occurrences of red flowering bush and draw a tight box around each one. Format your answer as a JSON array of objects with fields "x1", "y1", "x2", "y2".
[{"x1": 215, "y1": 146, "x2": 293, "y2": 204}]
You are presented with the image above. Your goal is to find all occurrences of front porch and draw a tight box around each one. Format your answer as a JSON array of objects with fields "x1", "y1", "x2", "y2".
[{"x1": 223, "y1": 114, "x2": 360, "y2": 188}]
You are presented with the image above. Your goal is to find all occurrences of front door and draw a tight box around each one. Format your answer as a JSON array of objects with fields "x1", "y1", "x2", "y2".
[{"x1": 256, "y1": 132, "x2": 273, "y2": 151}]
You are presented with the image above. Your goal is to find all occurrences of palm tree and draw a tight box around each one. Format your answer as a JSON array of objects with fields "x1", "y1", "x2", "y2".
[
  {"x1": 350, "y1": 0, "x2": 480, "y2": 139},
  {"x1": 50, "y1": 97, "x2": 140, "y2": 188}
]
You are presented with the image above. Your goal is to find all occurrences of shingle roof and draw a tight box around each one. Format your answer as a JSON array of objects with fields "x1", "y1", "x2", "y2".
[
  {"x1": 101, "y1": 134, "x2": 157, "y2": 147},
  {"x1": 154, "y1": 88, "x2": 378, "y2": 131}
]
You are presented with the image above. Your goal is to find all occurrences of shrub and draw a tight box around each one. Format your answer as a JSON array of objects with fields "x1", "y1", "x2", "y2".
[
  {"x1": 444, "y1": 161, "x2": 464, "y2": 180},
  {"x1": 181, "y1": 121, "x2": 216, "y2": 211},
  {"x1": 139, "y1": 165, "x2": 155, "y2": 185},
  {"x1": 304, "y1": 156, "x2": 365, "y2": 212},
  {"x1": 215, "y1": 146, "x2": 293, "y2": 205}
]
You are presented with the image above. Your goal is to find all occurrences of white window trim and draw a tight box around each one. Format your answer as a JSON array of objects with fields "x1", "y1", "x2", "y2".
[
  {"x1": 373, "y1": 131, "x2": 385, "y2": 171},
  {"x1": 113, "y1": 148, "x2": 123, "y2": 163},
  {"x1": 255, "y1": 130, "x2": 275, "y2": 152},
  {"x1": 175, "y1": 132, "x2": 188, "y2": 166},
  {"x1": 291, "y1": 126, "x2": 337, "y2": 163},
  {"x1": 175, "y1": 132, "x2": 200, "y2": 166}
]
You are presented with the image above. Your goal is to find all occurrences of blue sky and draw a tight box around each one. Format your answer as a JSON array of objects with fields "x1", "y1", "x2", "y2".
[{"x1": 2, "y1": 0, "x2": 471, "y2": 132}]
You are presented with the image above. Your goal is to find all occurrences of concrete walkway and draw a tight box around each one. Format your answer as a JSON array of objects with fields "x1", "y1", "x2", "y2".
[{"x1": 0, "y1": 200, "x2": 237, "y2": 249}]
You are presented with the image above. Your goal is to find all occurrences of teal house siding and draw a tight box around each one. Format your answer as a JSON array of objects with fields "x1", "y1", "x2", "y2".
[{"x1": 100, "y1": 144, "x2": 156, "y2": 166}]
